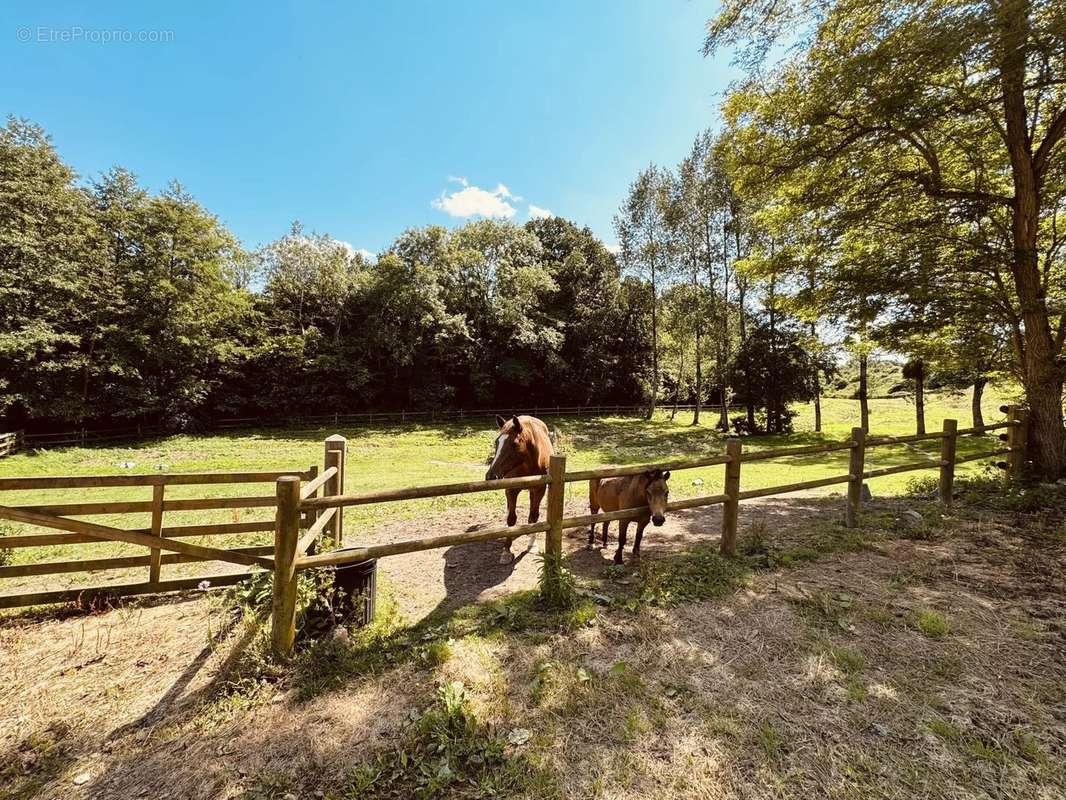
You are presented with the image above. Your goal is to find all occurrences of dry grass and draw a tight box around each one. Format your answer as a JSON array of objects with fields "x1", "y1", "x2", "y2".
[{"x1": 1, "y1": 490, "x2": 1064, "y2": 799}]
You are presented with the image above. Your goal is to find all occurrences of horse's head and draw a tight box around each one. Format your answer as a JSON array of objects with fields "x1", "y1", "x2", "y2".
[
  {"x1": 644, "y1": 469, "x2": 671, "y2": 526},
  {"x1": 486, "y1": 415, "x2": 528, "y2": 480}
]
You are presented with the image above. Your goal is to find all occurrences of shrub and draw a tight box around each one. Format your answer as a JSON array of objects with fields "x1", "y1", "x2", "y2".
[{"x1": 914, "y1": 609, "x2": 951, "y2": 638}]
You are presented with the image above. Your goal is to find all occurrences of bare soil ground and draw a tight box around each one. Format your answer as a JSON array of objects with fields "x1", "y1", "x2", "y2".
[{"x1": 2, "y1": 492, "x2": 1064, "y2": 800}]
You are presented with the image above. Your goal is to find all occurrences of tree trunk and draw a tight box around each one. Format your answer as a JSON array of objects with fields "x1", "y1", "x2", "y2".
[
  {"x1": 972, "y1": 378, "x2": 986, "y2": 433},
  {"x1": 810, "y1": 319, "x2": 821, "y2": 433},
  {"x1": 693, "y1": 263, "x2": 702, "y2": 426},
  {"x1": 858, "y1": 353, "x2": 870, "y2": 433},
  {"x1": 813, "y1": 379, "x2": 822, "y2": 433},
  {"x1": 648, "y1": 258, "x2": 659, "y2": 419},
  {"x1": 999, "y1": 0, "x2": 1066, "y2": 478},
  {"x1": 914, "y1": 359, "x2": 926, "y2": 435}
]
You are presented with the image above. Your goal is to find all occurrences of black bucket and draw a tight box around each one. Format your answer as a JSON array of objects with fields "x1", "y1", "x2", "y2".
[{"x1": 333, "y1": 554, "x2": 377, "y2": 627}]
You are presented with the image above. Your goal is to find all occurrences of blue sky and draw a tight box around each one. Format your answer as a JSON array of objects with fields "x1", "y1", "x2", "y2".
[{"x1": 2, "y1": 1, "x2": 736, "y2": 254}]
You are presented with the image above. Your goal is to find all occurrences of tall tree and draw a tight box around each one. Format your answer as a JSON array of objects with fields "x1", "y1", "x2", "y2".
[
  {"x1": 616, "y1": 165, "x2": 675, "y2": 417},
  {"x1": 0, "y1": 118, "x2": 105, "y2": 423}
]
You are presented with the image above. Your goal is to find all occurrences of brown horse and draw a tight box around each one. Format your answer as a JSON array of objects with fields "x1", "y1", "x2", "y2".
[
  {"x1": 588, "y1": 469, "x2": 670, "y2": 564},
  {"x1": 485, "y1": 414, "x2": 553, "y2": 562}
]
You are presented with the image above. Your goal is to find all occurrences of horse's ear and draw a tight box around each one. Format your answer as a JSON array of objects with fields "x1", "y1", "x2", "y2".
[
  {"x1": 495, "y1": 415, "x2": 507, "y2": 429},
  {"x1": 511, "y1": 415, "x2": 523, "y2": 433},
  {"x1": 662, "y1": 471, "x2": 671, "y2": 481},
  {"x1": 644, "y1": 470, "x2": 655, "y2": 480}
]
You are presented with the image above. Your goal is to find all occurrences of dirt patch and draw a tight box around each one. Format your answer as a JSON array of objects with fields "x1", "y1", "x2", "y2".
[{"x1": 363, "y1": 491, "x2": 840, "y2": 623}]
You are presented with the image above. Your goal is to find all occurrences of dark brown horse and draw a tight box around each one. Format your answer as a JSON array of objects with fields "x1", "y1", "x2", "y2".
[
  {"x1": 486, "y1": 414, "x2": 553, "y2": 562},
  {"x1": 588, "y1": 469, "x2": 670, "y2": 564}
]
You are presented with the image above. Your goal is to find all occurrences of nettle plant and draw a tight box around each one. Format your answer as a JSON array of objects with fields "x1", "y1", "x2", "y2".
[{"x1": 228, "y1": 568, "x2": 350, "y2": 641}]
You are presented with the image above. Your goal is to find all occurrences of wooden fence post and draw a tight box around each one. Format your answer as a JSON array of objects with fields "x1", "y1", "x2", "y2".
[
  {"x1": 845, "y1": 426, "x2": 866, "y2": 528},
  {"x1": 148, "y1": 483, "x2": 165, "y2": 582},
  {"x1": 324, "y1": 435, "x2": 347, "y2": 547},
  {"x1": 939, "y1": 418, "x2": 958, "y2": 507},
  {"x1": 272, "y1": 475, "x2": 301, "y2": 659},
  {"x1": 1004, "y1": 404, "x2": 1028, "y2": 481},
  {"x1": 546, "y1": 454, "x2": 566, "y2": 558},
  {"x1": 720, "y1": 439, "x2": 742, "y2": 556},
  {"x1": 303, "y1": 464, "x2": 318, "y2": 532}
]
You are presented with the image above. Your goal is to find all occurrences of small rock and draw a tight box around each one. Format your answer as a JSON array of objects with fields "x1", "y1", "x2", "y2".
[
  {"x1": 871, "y1": 723, "x2": 889, "y2": 737},
  {"x1": 73, "y1": 773, "x2": 91, "y2": 786},
  {"x1": 283, "y1": 794, "x2": 297, "y2": 800},
  {"x1": 692, "y1": 478, "x2": 705, "y2": 487},
  {"x1": 900, "y1": 510, "x2": 923, "y2": 524},
  {"x1": 507, "y1": 728, "x2": 531, "y2": 746}
]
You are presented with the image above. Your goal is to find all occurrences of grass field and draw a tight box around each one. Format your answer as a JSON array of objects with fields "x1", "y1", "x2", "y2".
[{"x1": 0, "y1": 391, "x2": 1013, "y2": 598}]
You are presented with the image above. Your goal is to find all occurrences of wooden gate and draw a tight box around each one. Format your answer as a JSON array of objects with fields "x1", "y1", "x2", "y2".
[{"x1": 0, "y1": 436, "x2": 348, "y2": 608}]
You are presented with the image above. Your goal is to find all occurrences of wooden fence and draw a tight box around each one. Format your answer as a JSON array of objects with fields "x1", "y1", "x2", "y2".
[
  {"x1": 0, "y1": 436, "x2": 349, "y2": 609},
  {"x1": 0, "y1": 431, "x2": 23, "y2": 459},
  {"x1": 0, "y1": 406, "x2": 1025, "y2": 644},
  {"x1": 266, "y1": 406, "x2": 1027, "y2": 656}
]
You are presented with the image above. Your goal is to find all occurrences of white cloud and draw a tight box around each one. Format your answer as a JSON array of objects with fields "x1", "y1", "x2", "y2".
[
  {"x1": 432, "y1": 181, "x2": 518, "y2": 219},
  {"x1": 329, "y1": 238, "x2": 355, "y2": 255},
  {"x1": 528, "y1": 204, "x2": 553, "y2": 219},
  {"x1": 317, "y1": 238, "x2": 375, "y2": 262},
  {"x1": 447, "y1": 175, "x2": 468, "y2": 186},
  {"x1": 494, "y1": 183, "x2": 521, "y2": 201},
  {"x1": 605, "y1": 243, "x2": 622, "y2": 255}
]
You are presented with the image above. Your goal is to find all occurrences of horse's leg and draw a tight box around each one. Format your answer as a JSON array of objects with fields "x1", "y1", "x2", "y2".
[
  {"x1": 527, "y1": 483, "x2": 546, "y2": 523},
  {"x1": 614, "y1": 519, "x2": 630, "y2": 564},
  {"x1": 587, "y1": 498, "x2": 600, "y2": 549},
  {"x1": 633, "y1": 519, "x2": 648, "y2": 559},
  {"x1": 505, "y1": 488, "x2": 519, "y2": 527},
  {"x1": 501, "y1": 488, "x2": 520, "y2": 563},
  {"x1": 601, "y1": 520, "x2": 609, "y2": 549}
]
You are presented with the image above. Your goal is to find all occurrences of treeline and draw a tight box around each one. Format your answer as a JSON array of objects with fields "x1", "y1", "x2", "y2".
[{"x1": 0, "y1": 119, "x2": 661, "y2": 430}]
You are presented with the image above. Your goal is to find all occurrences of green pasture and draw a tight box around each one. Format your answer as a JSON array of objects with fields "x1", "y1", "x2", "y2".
[{"x1": 0, "y1": 391, "x2": 1011, "y2": 596}]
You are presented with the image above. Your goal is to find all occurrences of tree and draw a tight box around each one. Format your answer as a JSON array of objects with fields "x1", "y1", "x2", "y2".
[
  {"x1": 0, "y1": 118, "x2": 105, "y2": 423},
  {"x1": 526, "y1": 217, "x2": 645, "y2": 404},
  {"x1": 706, "y1": 0, "x2": 1066, "y2": 477},
  {"x1": 110, "y1": 182, "x2": 252, "y2": 427},
  {"x1": 616, "y1": 165, "x2": 675, "y2": 416},
  {"x1": 730, "y1": 317, "x2": 825, "y2": 433}
]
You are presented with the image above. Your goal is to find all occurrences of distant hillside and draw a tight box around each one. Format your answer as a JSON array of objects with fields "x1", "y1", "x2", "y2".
[{"x1": 827, "y1": 355, "x2": 906, "y2": 399}]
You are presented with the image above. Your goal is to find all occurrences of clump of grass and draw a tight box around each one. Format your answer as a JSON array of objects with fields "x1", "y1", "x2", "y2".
[
  {"x1": 1012, "y1": 731, "x2": 1047, "y2": 765},
  {"x1": 0, "y1": 722, "x2": 74, "y2": 798},
  {"x1": 826, "y1": 645, "x2": 865, "y2": 676},
  {"x1": 911, "y1": 469, "x2": 1066, "y2": 515},
  {"x1": 705, "y1": 712, "x2": 741, "y2": 739},
  {"x1": 537, "y1": 552, "x2": 578, "y2": 611},
  {"x1": 914, "y1": 609, "x2": 951, "y2": 638},
  {"x1": 0, "y1": 521, "x2": 17, "y2": 566},
  {"x1": 757, "y1": 720, "x2": 784, "y2": 760},
  {"x1": 239, "y1": 770, "x2": 294, "y2": 799},
  {"x1": 927, "y1": 717, "x2": 962, "y2": 741},
  {"x1": 342, "y1": 681, "x2": 556, "y2": 799},
  {"x1": 638, "y1": 544, "x2": 749, "y2": 606},
  {"x1": 420, "y1": 639, "x2": 454, "y2": 667}
]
